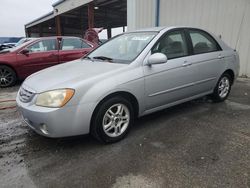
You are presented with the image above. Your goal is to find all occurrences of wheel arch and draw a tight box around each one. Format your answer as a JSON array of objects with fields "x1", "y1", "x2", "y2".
[
  {"x1": 0, "y1": 62, "x2": 19, "y2": 79},
  {"x1": 90, "y1": 91, "x2": 139, "y2": 128},
  {"x1": 222, "y1": 69, "x2": 235, "y2": 84}
]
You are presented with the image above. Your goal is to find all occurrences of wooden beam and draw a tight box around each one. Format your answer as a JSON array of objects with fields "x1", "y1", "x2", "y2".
[
  {"x1": 25, "y1": 28, "x2": 30, "y2": 37},
  {"x1": 55, "y1": 16, "x2": 62, "y2": 36},
  {"x1": 88, "y1": 2, "x2": 94, "y2": 28},
  {"x1": 39, "y1": 24, "x2": 43, "y2": 37},
  {"x1": 107, "y1": 27, "x2": 112, "y2": 39}
]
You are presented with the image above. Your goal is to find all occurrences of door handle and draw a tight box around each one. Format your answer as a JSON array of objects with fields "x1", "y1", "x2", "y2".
[
  {"x1": 48, "y1": 54, "x2": 57, "y2": 58},
  {"x1": 182, "y1": 61, "x2": 192, "y2": 67},
  {"x1": 218, "y1": 54, "x2": 225, "y2": 59}
]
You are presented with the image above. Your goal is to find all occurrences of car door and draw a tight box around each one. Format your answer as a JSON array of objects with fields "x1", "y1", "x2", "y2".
[
  {"x1": 17, "y1": 39, "x2": 59, "y2": 78},
  {"x1": 186, "y1": 29, "x2": 224, "y2": 94},
  {"x1": 59, "y1": 38, "x2": 93, "y2": 63},
  {"x1": 143, "y1": 29, "x2": 197, "y2": 110}
]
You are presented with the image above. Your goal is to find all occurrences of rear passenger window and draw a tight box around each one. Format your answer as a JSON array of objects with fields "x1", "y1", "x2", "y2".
[
  {"x1": 152, "y1": 30, "x2": 188, "y2": 59},
  {"x1": 189, "y1": 30, "x2": 220, "y2": 54},
  {"x1": 61, "y1": 38, "x2": 90, "y2": 50}
]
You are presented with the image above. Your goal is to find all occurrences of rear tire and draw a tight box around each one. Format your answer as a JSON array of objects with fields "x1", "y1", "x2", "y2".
[
  {"x1": 91, "y1": 96, "x2": 134, "y2": 143},
  {"x1": 0, "y1": 65, "x2": 17, "y2": 87},
  {"x1": 211, "y1": 73, "x2": 232, "y2": 102}
]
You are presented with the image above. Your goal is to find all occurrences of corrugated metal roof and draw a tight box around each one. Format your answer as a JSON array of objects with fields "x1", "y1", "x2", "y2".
[{"x1": 25, "y1": 11, "x2": 54, "y2": 27}]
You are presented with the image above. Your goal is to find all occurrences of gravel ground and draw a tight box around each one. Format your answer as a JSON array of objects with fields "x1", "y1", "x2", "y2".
[{"x1": 0, "y1": 79, "x2": 249, "y2": 188}]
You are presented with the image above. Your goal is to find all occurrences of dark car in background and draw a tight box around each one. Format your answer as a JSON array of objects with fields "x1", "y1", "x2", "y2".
[
  {"x1": 0, "y1": 37, "x2": 23, "y2": 51},
  {"x1": 0, "y1": 43, "x2": 15, "y2": 51},
  {"x1": 0, "y1": 36, "x2": 95, "y2": 87},
  {"x1": 0, "y1": 37, "x2": 22, "y2": 45},
  {"x1": 0, "y1": 38, "x2": 34, "y2": 52}
]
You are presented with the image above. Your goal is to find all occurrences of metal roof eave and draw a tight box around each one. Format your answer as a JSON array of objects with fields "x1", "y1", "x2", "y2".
[
  {"x1": 25, "y1": 11, "x2": 54, "y2": 28},
  {"x1": 53, "y1": 0, "x2": 93, "y2": 15},
  {"x1": 52, "y1": 0, "x2": 66, "y2": 7}
]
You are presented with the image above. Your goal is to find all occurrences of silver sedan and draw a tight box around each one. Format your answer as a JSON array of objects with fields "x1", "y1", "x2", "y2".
[{"x1": 16, "y1": 27, "x2": 240, "y2": 143}]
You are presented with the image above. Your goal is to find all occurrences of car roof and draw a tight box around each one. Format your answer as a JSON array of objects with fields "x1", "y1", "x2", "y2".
[
  {"x1": 132, "y1": 26, "x2": 208, "y2": 33},
  {"x1": 32, "y1": 36, "x2": 82, "y2": 40},
  {"x1": 133, "y1": 27, "x2": 167, "y2": 32}
]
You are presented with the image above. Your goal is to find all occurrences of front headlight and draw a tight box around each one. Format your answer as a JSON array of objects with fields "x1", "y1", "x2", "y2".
[{"x1": 36, "y1": 89, "x2": 75, "y2": 108}]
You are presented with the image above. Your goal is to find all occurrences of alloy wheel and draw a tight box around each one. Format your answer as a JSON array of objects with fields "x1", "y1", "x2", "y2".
[
  {"x1": 0, "y1": 67, "x2": 14, "y2": 87},
  {"x1": 102, "y1": 103, "x2": 130, "y2": 138},
  {"x1": 218, "y1": 76, "x2": 230, "y2": 98}
]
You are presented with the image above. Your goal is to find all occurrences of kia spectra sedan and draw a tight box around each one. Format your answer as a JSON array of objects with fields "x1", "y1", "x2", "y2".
[{"x1": 16, "y1": 27, "x2": 239, "y2": 143}]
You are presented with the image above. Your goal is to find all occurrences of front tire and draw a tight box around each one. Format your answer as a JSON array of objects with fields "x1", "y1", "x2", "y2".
[
  {"x1": 0, "y1": 65, "x2": 17, "y2": 87},
  {"x1": 211, "y1": 73, "x2": 232, "y2": 102},
  {"x1": 91, "y1": 96, "x2": 134, "y2": 143}
]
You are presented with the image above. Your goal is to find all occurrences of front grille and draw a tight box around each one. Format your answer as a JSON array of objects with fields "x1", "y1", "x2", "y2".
[{"x1": 19, "y1": 87, "x2": 35, "y2": 103}]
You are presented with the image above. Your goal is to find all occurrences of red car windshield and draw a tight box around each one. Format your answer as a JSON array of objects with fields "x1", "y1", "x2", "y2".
[{"x1": 7, "y1": 39, "x2": 37, "y2": 52}]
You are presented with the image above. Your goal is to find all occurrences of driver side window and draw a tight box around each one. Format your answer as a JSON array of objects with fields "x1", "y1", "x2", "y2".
[
  {"x1": 27, "y1": 39, "x2": 56, "y2": 53},
  {"x1": 152, "y1": 30, "x2": 188, "y2": 59}
]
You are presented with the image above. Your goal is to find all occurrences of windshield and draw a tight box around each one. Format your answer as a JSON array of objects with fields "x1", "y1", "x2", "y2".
[
  {"x1": 15, "y1": 38, "x2": 34, "y2": 46},
  {"x1": 7, "y1": 39, "x2": 36, "y2": 52},
  {"x1": 15, "y1": 38, "x2": 26, "y2": 46},
  {"x1": 87, "y1": 32, "x2": 157, "y2": 64}
]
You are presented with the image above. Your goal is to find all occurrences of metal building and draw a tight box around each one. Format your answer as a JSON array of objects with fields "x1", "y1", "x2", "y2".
[
  {"x1": 127, "y1": 0, "x2": 250, "y2": 77},
  {"x1": 25, "y1": 0, "x2": 126, "y2": 38},
  {"x1": 26, "y1": 0, "x2": 250, "y2": 76}
]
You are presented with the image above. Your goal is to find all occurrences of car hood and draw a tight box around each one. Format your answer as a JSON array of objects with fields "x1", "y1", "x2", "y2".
[{"x1": 23, "y1": 59, "x2": 127, "y2": 93}]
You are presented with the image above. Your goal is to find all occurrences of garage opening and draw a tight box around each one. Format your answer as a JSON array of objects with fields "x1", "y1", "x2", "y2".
[{"x1": 25, "y1": 0, "x2": 127, "y2": 39}]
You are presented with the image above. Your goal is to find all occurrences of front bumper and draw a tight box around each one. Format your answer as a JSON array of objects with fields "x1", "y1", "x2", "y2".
[{"x1": 16, "y1": 95, "x2": 96, "y2": 138}]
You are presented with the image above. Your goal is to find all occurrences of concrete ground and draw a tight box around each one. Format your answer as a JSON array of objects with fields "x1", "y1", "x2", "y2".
[{"x1": 0, "y1": 79, "x2": 249, "y2": 188}]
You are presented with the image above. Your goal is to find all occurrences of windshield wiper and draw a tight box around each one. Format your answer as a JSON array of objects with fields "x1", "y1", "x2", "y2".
[
  {"x1": 82, "y1": 56, "x2": 92, "y2": 60},
  {"x1": 92, "y1": 56, "x2": 113, "y2": 61}
]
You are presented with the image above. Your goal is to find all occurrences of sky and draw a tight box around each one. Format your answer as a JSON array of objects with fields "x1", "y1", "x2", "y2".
[{"x1": 0, "y1": 0, "x2": 57, "y2": 37}]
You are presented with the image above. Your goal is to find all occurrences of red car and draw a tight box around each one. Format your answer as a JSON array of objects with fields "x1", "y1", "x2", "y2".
[{"x1": 0, "y1": 36, "x2": 95, "y2": 87}]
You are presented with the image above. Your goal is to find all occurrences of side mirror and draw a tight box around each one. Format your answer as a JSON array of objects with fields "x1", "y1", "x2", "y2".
[
  {"x1": 147, "y1": 53, "x2": 167, "y2": 65},
  {"x1": 21, "y1": 49, "x2": 30, "y2": 55}
]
